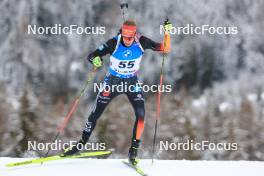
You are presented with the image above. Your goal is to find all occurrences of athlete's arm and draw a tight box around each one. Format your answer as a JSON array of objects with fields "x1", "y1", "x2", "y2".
[
  {"x1": 139, "y1": 34, "x2": 170, "y2": 53},
  {"x1": 86, "y1": 38, "x2": 117, "y2": 63}
]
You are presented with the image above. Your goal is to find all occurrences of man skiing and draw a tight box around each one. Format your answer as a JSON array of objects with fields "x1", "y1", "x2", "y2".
[{"x1": 63, "y1": 19, "x2": 172, "y2": 165}]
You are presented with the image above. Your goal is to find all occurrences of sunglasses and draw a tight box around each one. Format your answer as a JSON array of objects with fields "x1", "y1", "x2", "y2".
[{"x1": 123, "y1": 36, "x2": 135, "y2": 41}]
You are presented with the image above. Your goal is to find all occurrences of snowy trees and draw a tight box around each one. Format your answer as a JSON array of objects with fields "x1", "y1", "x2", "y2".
[
  {"x1": 0, "y1": 0, "x2": 263, "y2": 160},
  {"x1": 15, "y1": 89, "x2": 39, "y2": 156}
]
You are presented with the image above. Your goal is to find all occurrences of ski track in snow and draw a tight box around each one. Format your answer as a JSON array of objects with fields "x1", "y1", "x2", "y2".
[{"x1": 0, "y1": 158, "x2": 263, "y2": 176}]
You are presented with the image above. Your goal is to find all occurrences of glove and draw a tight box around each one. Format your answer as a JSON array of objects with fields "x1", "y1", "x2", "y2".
[
  {"x1": 163, "y1": 19, "x2": 172, "y2": 33},
  {"x1": 92, "y1": 56, "x2": 102, "y2": 68}
]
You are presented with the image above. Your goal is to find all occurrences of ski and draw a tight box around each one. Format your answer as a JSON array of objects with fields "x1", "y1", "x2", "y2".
[
  {"x1": 6, "y1": 150, "x2": 112, "y2": 167},
  {"x1": 122, "y1": 160, "x2": 147, "y2": 176}
]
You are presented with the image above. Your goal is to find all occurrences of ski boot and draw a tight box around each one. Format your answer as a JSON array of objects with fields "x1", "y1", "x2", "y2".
[
  {"x1": 128, "y1": 139, "x2": 141, "y2": 166},
  {"x1": 62, "y1": 139, "x2": 86, "y2": 157}
]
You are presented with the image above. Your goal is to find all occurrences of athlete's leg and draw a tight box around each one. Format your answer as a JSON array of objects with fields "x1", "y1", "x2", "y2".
[
  {"x1": 126, "y1": 82, "x2": 145, "y2": 164},
  {"x1": 63, "y1": 76, "x2": 119, "y2": 156},
  {"x1": 128, "y1": 91, "x2": 145, "y2": 141},
  {"x1": 81, "y1": 75, "x2": 122, "y2": 141},
  {"x1": 81, "y1": 89, "x2": 118, "y2": 142}
]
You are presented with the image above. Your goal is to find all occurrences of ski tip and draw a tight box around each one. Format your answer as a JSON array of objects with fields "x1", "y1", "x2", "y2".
[
  {"x1": 5, "y1": 163, "x2": 12, "y2": 167},
  {"x1": 122, "y1": 160, "x2": 148, "y2": 176},
  {"x1": 5, "y1": 160, "x2": 32, "y2": 167}
]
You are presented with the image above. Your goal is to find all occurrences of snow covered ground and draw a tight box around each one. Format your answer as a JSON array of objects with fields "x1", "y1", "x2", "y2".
[{"x1": 0, "y1": 158, "x2": 263, "y2": 176}]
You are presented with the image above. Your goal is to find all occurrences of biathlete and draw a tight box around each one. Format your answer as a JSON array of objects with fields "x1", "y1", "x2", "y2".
[{"x1": 63, "y1": 19, "x2": 172, "y2": 165}]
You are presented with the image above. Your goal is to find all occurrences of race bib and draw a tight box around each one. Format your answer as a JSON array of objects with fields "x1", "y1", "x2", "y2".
[{"x1": 110, "y1": 55, "x2": 141, "y2": 75}]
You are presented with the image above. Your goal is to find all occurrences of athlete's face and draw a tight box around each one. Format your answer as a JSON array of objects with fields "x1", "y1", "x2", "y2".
[{"x1": 122, "y1": 36, "x2": 135, "y2": 47}]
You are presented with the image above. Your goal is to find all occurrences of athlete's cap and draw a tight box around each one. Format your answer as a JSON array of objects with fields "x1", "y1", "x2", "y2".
[{"x1": 121, "y1": 19, "x2": 137, "y2": 37}]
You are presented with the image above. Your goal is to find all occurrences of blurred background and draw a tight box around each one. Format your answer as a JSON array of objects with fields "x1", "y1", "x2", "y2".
[{"x1": 0, "y1": 0, "x2": 264, "y2": 160}]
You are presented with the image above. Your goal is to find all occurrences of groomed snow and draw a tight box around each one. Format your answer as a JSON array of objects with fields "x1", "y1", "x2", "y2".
[{"x1": 0, "y1": 158, "x2": 263, "y2": 176}]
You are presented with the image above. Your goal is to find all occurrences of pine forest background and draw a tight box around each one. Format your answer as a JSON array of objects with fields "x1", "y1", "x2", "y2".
[{"x1": 0, "y1": 0, "x2": 264, "y2": 160}]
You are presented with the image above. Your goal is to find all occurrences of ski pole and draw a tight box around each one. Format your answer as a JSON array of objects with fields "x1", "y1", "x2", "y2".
[
  {"x1": 152, "y1": 19, "x2": 169, "y2": 164},
  {"x1": 43, "y1": 67, "x2": 97, "y2": 158},
  {"x1": 120, "y1": 0, "x2": 128, "y2": 22},
  {"x1": 151, "y1": 53, "x2": 166, "y2": 164}
]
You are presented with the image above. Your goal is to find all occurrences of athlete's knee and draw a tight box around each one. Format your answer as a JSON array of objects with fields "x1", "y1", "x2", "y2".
[
  {"x1": 135, "y1": 107, "x2": 145, "y2": 119},
  {"x1": 87, "y1": 112, "x2": 98, "y2": 123},
  {"x1": 83, "y1": 113, "x2": 97, "y2": 132}
]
